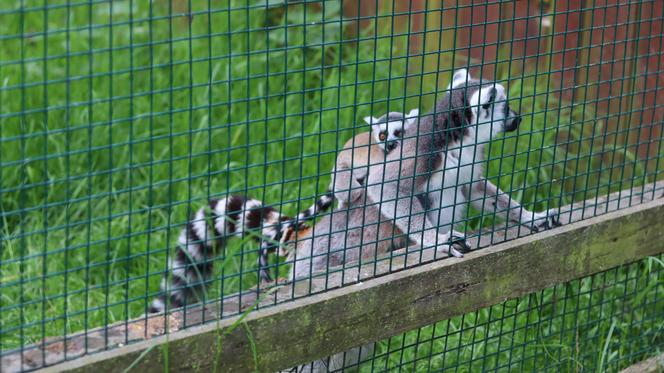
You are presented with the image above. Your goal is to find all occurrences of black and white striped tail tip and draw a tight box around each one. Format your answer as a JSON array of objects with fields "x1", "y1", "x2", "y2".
[
  {"x1": 148, "y1": 292, "x2": 192, "y2": 314},
  {"x1": 148, "y1": 296, "x2": 167, "y2": 314},
  {"x1": 296, "y1": 192, "x2": 335, "y2": 222},
  {"x1": 150, "y1": 193, "x2": 306, "y2": 314}
]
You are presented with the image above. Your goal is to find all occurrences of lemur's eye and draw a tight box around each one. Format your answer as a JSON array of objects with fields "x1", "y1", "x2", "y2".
[
  {"x1": 379, "y1": 132, "x2": 387, "y2": 141},
  {"x1": 483, "y1": 87, "x2": 497, "y2": 110},
  {"x1": 394, "y1": 130, "x2": 402, "y2": 137}
]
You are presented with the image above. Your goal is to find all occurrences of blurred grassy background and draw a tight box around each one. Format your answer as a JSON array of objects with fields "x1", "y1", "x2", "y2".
[{"x1": 0, "y1": 0, "x2": 661, "y2": 370}]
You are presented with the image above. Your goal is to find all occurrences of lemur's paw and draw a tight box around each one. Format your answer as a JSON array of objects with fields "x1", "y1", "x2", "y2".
[
  {"x1": 451, "y1": 234, "x2": 471, "y2": 254},
  {"x1": 295, "y1": 221, "x2": 309, "y2": 231},
  {"x1": 258, "y1": 277, "x2": 289, "y2": 290},
  {"x1": 438, "y1": 233, "x2": 469, "y2": 258},
  {"x1": 259, "y1": 271, "x2": 273, "y2": 285},
  {"x1": 528, "y1": 209, "x2": 562, "y2": 233},
  {"x1": 438, "y1": 244, "x2": 464, "y2": 258}
]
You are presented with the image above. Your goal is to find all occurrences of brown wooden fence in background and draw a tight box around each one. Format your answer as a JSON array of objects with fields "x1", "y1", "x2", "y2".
[{"x1": 341, "y1": 0, "x2": 663, "y2": 167}]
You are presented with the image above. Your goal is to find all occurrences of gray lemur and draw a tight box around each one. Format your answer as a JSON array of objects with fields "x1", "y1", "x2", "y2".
[
  {"x1": 288, "y1": 69, "x2": 564, "y2": 373},
  {"x1": 274, "y1": 110, "x2": 419, "y2": 272},
  {"x1": 278, "y1": 112, "x2": 422, "y2": 373},
  {"x1": 283, "y1": 110, "x2": 420, "y2": 281},
  {"x1": 365, "y1": 68, "x2": 561, "y2": 257},
  {"x1": 327, "y1": 109, "x2": 420, "y2": 210},
  {"x1": 148, "y1": 110, "x2": 418, "y2": 313}
]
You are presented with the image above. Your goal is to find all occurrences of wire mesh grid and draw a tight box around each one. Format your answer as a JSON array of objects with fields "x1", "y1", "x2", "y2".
[
  {"x1": 0, "y1": 0, "x2": 662, "y2": 371},
  {"x1": 298, "y1": 254, "x2": 664, "y2": 372}
]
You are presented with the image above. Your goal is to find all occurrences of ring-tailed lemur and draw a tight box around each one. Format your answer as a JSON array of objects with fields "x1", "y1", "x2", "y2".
[
  {"x1": 148, "y1": 110, "x2": 418, "y2": 314},
  {"x1": 287, "y1": 70, "x2": 565, "y2": 373},
  {"x1": 295, "y1": 109, "x2": 419, "y2": 218},
  {"x1": 282, "y1": 110, "x2": 422, "y2": 280},
  {"x1": 263, "y1": 110, "x2": 418, "y2": 276},
  {"x1": 365, "y1": 68, "x2": 561, "y2": 258}
]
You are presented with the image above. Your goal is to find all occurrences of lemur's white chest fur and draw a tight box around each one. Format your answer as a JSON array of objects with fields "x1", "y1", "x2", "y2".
[
  {"x1": 424, "y1": 134, "x2": 484, "y2": 231},
  {"x1": 419, "y1": 76, "x2": 507, "y2": 233}
]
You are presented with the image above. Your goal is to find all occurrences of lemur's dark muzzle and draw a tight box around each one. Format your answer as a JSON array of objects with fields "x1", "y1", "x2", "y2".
[
  {"x1": 386, "y1": 141, "x2": 398, "y2": 152},
  {"x1": 504, "y1": 109, "x2": 520, "y2": 132}
]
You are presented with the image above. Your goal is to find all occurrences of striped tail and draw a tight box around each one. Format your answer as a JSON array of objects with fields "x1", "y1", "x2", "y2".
[
  {"x1": 293, "y1": 191, "x2": 336, "y2": 223},
  {"x1": 255, "y1": 190, "x2": 336, "y2": 283},
  {"x1": 149, "y1": 195, "x2": 289, "y2": 313}
]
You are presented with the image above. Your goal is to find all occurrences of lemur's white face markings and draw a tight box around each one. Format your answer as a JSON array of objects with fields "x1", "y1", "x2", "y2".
[
  {"x1": 364, "y1": 109, "x2": 419, "y2": 152},
  {"x1": 448, "y1": 68, "x2": 521, "y2": 143}
]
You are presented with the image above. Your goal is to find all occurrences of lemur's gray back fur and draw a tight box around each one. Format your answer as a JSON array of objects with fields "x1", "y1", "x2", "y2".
[
  {"x1": 382, "y1": 83, "x2": 481, "y2": 187},
  {"x1": 288, "y1": 192, "x2": 407, "y2": 280}
]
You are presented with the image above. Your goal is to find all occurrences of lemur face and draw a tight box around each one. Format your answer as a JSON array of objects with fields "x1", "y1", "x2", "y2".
[
  {"x1": 447, "y1": 69, "x2": 521, "y2": 143},
  {"x1": 364, "y1": 108, "x2": 419, "y2": 152}
]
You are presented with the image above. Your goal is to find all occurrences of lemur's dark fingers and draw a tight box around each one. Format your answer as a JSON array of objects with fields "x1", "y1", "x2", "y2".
[
  {"x1": 541, "y1": 217, "x2": 560, "y2": 230},
  {"x1": 450, "y1": 234, "x2": 471, "y2": 253},
  {"x1": 528, "y1": 209, "x2": 562, "y2": 233},
  {"x1": 550, "y1": 213, "x2": 563, "y2": 227},
  {"x1": 448, "y1": 245, "x2": 465, "y2": 258},
  {"x1": 544, "y1": 208, "x2": 562, "y2": 229},
  {"x1": 259, "y1": 267, "x2": 273, "y2": 283}
]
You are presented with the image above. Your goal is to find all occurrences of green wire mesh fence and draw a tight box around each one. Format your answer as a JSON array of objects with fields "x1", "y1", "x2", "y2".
[
  {"x1": 304, "y1": 254, "x2": 664, "y2": 372},
  {"x1": 0, "y1": 0, "x2": 662, "y2": 371}
]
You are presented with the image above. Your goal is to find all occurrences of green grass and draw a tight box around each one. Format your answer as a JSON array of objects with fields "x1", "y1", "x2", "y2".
[
  {"x1": 360, "y1": 256, "x2": 663, "y2": 372},
  {"x1": 0, "y1": 0, "x2": 661, "y2": 371}
]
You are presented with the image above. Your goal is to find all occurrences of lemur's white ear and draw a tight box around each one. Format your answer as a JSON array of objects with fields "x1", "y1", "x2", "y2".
[
  {"x1": 405, "y1": 109, "x2": 419, "y2": 128},
  {"x1": 453, "y1": 68, "x2": 468, "y2": 82},
  {"x1": 406, "y1": 108, "x2": 419, "y2": 119},
  {"x1": 447, "y1": 68, "x2": 469, "y2": 89},
  {"x1": 363, "y1": 116, "x2": 378, "y2": 125}
]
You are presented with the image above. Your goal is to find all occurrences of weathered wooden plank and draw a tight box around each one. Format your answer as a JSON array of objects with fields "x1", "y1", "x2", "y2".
[
  {"x1": 618, "y1": 353, "x2": 664, "y2": 373},
  {"x1": 2, "y1": 184, "x2": 661, "y2": 373}
]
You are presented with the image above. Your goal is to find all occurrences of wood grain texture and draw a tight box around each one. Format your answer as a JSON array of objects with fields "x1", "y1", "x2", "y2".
[{"x1": 618, "y1": 353, "x2": 664, "y2": 373}]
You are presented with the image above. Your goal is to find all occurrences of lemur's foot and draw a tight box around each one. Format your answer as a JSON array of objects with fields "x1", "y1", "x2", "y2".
[
  {"x1": 257, "y1": 277, "x2": 289, "y2": 290},
  {"x1": 438, "y1": 232, "x2": 470, "y2": 258},
  {"x1": 526, "y1": 209, "x2": 562, "y2": 232},
  {"x1": 259, "y1": 269, "x2": 273, "y2": 284},
  {"x1": 450, "y1": 233, "x2": 471, "y2": 257}
]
